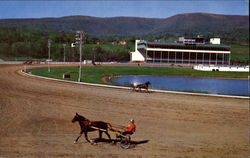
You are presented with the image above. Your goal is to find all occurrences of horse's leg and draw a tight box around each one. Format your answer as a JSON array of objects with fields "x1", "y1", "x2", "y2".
[
  {"x1": 84, "y1": 131, "x2": 90, "y2": 142},
  {"x1": 74, "y1": 132, "x2": 82, "y2": 143},
  {"x1": 104, "y1": 131, "x2": 111, "y2": 142},
  {"x1": 99, "y1": 130, "x2": 103, "y2": 139}
]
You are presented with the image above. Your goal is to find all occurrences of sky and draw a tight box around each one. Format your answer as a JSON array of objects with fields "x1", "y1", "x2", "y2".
[{"x1": 0, "y1": 0, "x2": 248, "y2": 19}]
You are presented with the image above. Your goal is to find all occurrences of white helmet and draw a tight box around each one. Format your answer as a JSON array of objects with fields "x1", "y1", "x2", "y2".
[{"x1": 130, "y1": 119, "x2": 134, "y2": 123}]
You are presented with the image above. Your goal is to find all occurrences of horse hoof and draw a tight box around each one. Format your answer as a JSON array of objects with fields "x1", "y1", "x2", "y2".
[
  {"x1": 74, "y1": 141, "x2": 77, "y2": 144},
  {"x1": 90, "y1": 140, "x2": 97, "y2": 145}
]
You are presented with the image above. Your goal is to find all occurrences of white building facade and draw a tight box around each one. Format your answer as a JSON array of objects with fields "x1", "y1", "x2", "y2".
[
  {"x1": 130, "y1": 40, "x2": 231, "y2": 65},
  {"x1": 210, "y1": 38, "x2": 221, "y2": 45}
]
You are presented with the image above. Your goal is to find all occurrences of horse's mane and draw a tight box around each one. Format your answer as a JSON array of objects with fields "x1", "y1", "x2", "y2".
[{"x1": 77, "y1": 114, "x2": 89, "y2": 121}]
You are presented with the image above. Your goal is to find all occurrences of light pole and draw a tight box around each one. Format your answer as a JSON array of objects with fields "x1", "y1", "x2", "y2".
[
  {"x1": 63, "y1": 44, "x2": 66, "y2": 62},
  {"x1": 92, "y1": 47, "x2": 96, "y2": 65},
  {"x1": 48, "y1": 39, "x2": 52, "y2": 72},
  {"x1": 75, "y1": 31, "x2": 85, "y2": 82}
]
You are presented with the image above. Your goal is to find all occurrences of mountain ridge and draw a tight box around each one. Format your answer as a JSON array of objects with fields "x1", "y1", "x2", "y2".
[{"x1": 0, "y1": 12, "x2": 248, "y2": 37}]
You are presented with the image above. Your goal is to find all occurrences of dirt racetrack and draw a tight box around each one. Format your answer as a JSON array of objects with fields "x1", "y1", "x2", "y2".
[{"x1": 0, "y1": 64, "x2": 248, "y2": 158}]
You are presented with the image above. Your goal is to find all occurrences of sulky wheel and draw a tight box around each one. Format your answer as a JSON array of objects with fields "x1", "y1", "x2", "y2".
[{"x1": 120, "y1": 137, "x2": 131, "y2": 149}]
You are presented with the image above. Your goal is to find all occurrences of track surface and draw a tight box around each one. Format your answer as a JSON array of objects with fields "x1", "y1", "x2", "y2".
[{"x1": 0, "y1": 64, "x2": 248, "y2": 158}]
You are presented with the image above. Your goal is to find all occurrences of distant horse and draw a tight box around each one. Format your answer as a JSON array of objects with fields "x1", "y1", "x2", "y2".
[
  {"x1": 71, "y1": 113, "x2": 111, "y2": 143},
  {"x1": 132, "y1": 81, "x2": 151, "y2": 92}
]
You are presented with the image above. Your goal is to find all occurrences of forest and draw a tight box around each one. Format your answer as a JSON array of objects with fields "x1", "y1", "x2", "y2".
[
  {"x1": 0, "y1": 26, "x2": 248, "y2": 64},
  {"x1": 0, "y1": 27, "x2": 135, "y2": 62}
]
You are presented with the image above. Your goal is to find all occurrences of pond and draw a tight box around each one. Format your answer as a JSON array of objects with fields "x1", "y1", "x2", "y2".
[{"x1": 110, "y1": 76, "x2": 249, "y2": 96}]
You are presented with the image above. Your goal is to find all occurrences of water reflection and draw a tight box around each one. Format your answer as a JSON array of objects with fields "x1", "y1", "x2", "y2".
[{"x1": 110, "y1": 76, "x2": 248, "y2": 96}]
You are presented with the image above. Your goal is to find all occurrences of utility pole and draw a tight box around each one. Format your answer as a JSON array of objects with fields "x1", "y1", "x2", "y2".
[
  {"x1": 92, "y1": 47, "x2": 96, "y2": 65},
  {"x1": 63, "y1": 44, "x2": 66, "y2": 62},
  {"x1": 48, "y1": 39, "x2": 52, "y2": 72},
  {"x1": 75, "y1": 31, "x2": 85, "y2": 82}
]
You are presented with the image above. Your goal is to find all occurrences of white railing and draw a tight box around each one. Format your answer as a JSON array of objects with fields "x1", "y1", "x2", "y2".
[{"x1": 193, "y1": 65, "x2": 249, "y2": 72}]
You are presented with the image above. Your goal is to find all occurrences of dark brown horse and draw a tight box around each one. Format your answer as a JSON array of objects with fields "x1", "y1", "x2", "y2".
[
  {"x1": 132, "y1": 81, "x2": 151, "y2": 92},
  {"x1": 71, "y1": 113, "x2": 111, "y2": 143}
]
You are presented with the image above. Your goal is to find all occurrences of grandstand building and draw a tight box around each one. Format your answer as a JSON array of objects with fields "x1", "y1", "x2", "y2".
[{"x1": 130, "y1": 39, "x2": 231, "y2": 65}]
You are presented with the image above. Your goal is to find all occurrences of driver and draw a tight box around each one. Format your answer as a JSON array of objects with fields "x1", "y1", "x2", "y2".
[{"x1": 122, "y1": 119, "x2": 136, "y2": 135}]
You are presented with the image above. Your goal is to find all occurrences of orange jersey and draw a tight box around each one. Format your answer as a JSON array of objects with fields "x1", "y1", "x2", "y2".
[{"x1": 126, "y1": 123, "x2": 136, "y2": 132}]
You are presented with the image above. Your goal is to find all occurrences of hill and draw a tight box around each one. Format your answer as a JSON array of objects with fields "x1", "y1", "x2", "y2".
[{"x1": 0, "y1": 13, "x2": 248, "y2": 38}]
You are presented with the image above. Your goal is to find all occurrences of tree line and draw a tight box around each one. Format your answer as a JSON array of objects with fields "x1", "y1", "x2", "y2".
[
  {"x1": 0, "y1": 26, "x2": 248, "y2": 63},
  {"x1": 0, "y1": 27, "x2": 132, "y2": 62}
]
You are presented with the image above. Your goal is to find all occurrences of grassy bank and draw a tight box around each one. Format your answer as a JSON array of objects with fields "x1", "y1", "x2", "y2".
[
  {"x1": 28, "y1": 66, "x2": 248, "y2": 84},
  {"x1": 230, "y1": 45, "x2": 249, "y2": 64}
]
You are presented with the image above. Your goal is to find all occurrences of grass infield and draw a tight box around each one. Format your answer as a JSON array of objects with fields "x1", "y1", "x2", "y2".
[{"x1": 28, "y1": 66, "x2": 248, "y2": 85}]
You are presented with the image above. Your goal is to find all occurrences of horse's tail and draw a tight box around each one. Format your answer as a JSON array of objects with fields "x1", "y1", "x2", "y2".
[
  {"x1": 107, "y1": 123, "x2": 123, "y2": 132},
  {"x1": 107, "y1": 123, "x2": 115, "y2": 131}
]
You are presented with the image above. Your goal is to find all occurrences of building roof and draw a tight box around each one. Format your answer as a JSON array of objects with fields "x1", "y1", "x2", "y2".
[{"x1": 143, "y1": 41, "x2": 230, "y2": 48}]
